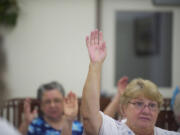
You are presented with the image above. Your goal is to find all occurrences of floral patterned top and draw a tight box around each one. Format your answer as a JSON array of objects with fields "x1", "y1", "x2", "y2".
[{"x1": 28, "y1": 116, "x2": 83, "y2": 135}]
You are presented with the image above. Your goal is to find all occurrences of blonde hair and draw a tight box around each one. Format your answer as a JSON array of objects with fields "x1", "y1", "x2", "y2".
[{"x1": 120, "y1": 78, "x2": 163, "y2": 108}]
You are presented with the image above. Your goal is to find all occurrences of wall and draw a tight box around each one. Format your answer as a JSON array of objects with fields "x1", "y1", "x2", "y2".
[
  {"x1": 2, "y1": 0, "x2": 180, "y2": 99},
  {"x1": 3, "y1": 0, "x2": 96, "y2": 98},
  {"x1": 101, "y1": 0, "x2": 180, "y2": 98}
]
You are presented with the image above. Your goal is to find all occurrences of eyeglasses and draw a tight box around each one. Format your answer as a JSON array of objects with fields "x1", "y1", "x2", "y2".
[
  {"x1": 128, "y1": 101, "x2": 158, "y2": 111},
  {"x1": 42, "y1": 98, "x2": 63, "y2": 106}
]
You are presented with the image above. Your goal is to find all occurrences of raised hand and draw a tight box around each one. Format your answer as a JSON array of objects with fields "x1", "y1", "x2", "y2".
[
  {"x1": 86, "y1": 29, "x2": 107, "y2": 63},
  {"x1": 19, "y1": 98, "x2": 37, "y2": 135},
  {"x1": 63, "y1": 91, "x2": 78, "y2": 121},
  {"x1": 23, "y1": 98, "x2": 37, "y2": 124},
  {"x1": 117, "y1": 76, "x2": 128, "y2": 95},
  {"x1": 103, "y1": 77, "x2": 128, "y2": 118}
]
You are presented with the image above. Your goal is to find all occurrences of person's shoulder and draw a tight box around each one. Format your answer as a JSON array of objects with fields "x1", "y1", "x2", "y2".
[
  {"x1": 28, "y1": 116, "x2": 51, "y2": 134},
  {"x1": 99, "y1": 112, "x2": 130, "y2": 135},
  {"x1": 155, "y1": 127, "x2": 180, "y2": 135},
  {"x1": 100, "y1": 111, "x2": 121, "y2": 125},
  {"x1": 30, "y1": 116, "x2": 44, "y2": 126}
]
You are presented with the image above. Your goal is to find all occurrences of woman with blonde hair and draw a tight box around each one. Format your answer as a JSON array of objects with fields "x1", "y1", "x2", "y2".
[{"x1": 81, "y1": 29, "x2": 180, "y2": 135}]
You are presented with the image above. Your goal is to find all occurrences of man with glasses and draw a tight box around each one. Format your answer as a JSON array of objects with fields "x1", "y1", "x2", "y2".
[
  {"x1": 19, "y1": 81, "x2": 83, "y2": 135},
  {"x1": 81, "y1": 29, "x2": 180, "y2": 135}
]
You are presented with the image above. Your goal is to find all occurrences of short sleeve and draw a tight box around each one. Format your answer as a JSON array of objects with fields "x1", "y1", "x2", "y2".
[
  {"x1": 99, "y1": 112, "x2": 120, "y2": 135},
  {"x1": 82, "y1": 112, "x2": 119, "y2": 135},
  {"x1": 155, "y1": 127, "x2": 180, "y2": 135}
]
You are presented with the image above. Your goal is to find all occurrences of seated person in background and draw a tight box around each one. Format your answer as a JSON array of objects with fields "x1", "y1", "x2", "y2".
[
  {"x1": 19, "y1": 81, "x2": 83, "y2": 135},
  {"x1": 81, "y1": 29, "x2": 180, "y2": 135},
  {"x1": 171, "y1": 86, "x2": 180, "y2": 109},
  {"x1": 172, "y1": 87, "x2": 180, "y2": 132},
  {"x1": 103, "y1": 76, "x2": 128, "y2": 121}
]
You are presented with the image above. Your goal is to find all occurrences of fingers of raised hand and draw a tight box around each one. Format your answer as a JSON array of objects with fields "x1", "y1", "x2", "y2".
[
  {"x1": 94, "y1": 29, "x2": 99, "y2": 45},
  {"x1": 101, "y1": 41, "x2": 106, "y2": 52},
  {"x1": 86, "y1": 29, "x2": 104, "y2": 47},
  {"x1": 86, "y1": 29, "x2": 107, "y2": 62},
  {"x1": 117, "y1": 77, "x2": 128, "y2": 94},
  {"x1": 118, "y1": 76, "x2": 128, "y2": 86},
  {"x1": 32, "y1": 109, "x2": 38, "y2": 117},
  {"x1": 65, "y1": 91, "x2": 77, "y2": 104},
  {"x1": 24, "y1": 98, "x2": 31, "y2": 113},
  {"x1": 90, "y1": 31, "x2": 95, "y2": 45}
]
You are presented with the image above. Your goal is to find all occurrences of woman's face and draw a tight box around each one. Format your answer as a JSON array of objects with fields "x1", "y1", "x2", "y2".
[{"x1": 124, "y1": 96, "x2": 159, "y2": 130}]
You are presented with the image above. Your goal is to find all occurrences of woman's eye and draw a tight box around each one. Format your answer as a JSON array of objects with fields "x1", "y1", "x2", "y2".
[
  {"x1": 136, "y1": 102, "x2": 144, "y2": 106},
  {"x1": 149, "y1": 103, "x2": 156, "y2": 108}
]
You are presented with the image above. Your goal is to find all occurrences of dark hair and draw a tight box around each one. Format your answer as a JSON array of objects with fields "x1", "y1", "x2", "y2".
[{"x1": 37, "y1": 81, "x2": 65, "y2": 101}]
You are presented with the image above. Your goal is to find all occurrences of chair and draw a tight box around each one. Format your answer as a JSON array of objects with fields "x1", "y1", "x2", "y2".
[
  {"x1": 156, "y1": 98, "x2": 179, "y2": 131},
  {"x1": 0, "y1": 98, "x2": 39, "y2": 128},
  {"x1": 0, "y1": 97, "x2": 179, "y2": 131}
]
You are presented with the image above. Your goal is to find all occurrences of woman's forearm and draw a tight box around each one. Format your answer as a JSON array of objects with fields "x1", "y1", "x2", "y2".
[{"x1": 81, "y1": 63, "x2": 102, "y2": 135}]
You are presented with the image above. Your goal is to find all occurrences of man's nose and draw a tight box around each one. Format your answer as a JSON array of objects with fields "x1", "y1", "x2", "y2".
[{"x1": 50, "y1": 101, "x2": 56, "y2": 107}]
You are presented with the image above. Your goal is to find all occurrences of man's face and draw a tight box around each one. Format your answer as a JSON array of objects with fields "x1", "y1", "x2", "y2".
[{"x1": 40, "y1": 89, "x2": 64, "y2": 121}]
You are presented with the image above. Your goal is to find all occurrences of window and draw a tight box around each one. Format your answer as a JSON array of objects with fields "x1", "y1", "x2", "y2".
[{"x1": 115, "y1": 11, "x2": 172, "y2": 87}]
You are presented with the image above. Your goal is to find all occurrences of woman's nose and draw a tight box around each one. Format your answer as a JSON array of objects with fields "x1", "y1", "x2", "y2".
[{"x1": 141, "y1": 104, "x2": 151, "y2": 113}]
